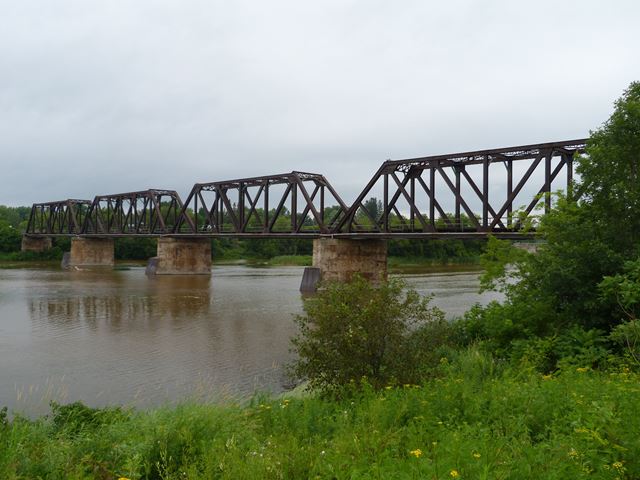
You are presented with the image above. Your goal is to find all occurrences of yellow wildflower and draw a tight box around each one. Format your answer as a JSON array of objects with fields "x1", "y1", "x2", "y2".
[
  {"x1": 568, "y1": 448, "x2": 579, "y2": 459},
  {"x1": 450, "y1": 469, "x2": 459, "y2": 478},
  {"x1": 612, "y1": 461, "x2": 624, "y2": 471},
  {"x1": 472, "y1": 452, "x2": 481, "y2": 459},
  {"x1": 542, "y1": 374, "x2": 553, "y2": 380},
  {"x1": 409, "y1": 449, "x2": 423, "y2": 458},
  {"x1": 118, "y1": 478, "x2": 131, "y2": 480},
  {"x1": 576, "y1": 367, "x2": 589, "y2": 373}
]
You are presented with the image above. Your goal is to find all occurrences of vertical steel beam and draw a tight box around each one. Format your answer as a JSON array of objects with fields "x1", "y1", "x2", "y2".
[
  {"x1": 383, "y1": 173, "x2": 389, "y2": 232},
  {"x1": 454, "y1": 166, "x2": 461, "y2": 230},
  {"x1": 430, "y1": 163, "x2": 436, "y2": 228},
  {"x1": 410, "y1": 175, "x2": 415, "y2": 231},
  {"x1": 545, "y1": 150, "x2": 552, "y2": 213},
  {"x1": 320, "y1": 185, "x2": 325, "y2": 226},
  {"x1": 291, "y1": 183, "x2": 297, "y2": 232},
  {"x1": 507, "y1": 159, "x2": 513, "y2": 229},
  {"x1": 566, "y1": 153, "x2": 574, "y2": 200},
  {"x1": 264, "y1": 183, "x2": 269, "y2": 232},
  {"x1": 482, "y1": 156, "x2": 489, "y2": 229}
]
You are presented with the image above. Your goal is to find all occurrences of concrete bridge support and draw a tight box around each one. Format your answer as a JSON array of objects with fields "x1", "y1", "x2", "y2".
[
  {"x1": 21, "y1": 235, "x2": 52, "y2": 252},
  {"x1": 146, "y1": 238, "x2": 211, "y2": 275},
  {"x1": 64, "y1": 238, "x2": 114, "y2": 268},
  {"x1": 301, "y1": 238, "x2": 387, "y2": 292}
]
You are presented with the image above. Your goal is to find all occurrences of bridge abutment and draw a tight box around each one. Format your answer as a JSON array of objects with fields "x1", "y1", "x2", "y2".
[
  {"x1": 301, "y1": 238, "x2": 387, "y2": 292},
  {"x1": 21, "y1": 235, "x2": 52, "y2": 252},
  {"x1": 64, "y1": 238, "x2": 115, "y2": 268},
  {"x1": 146, "y1": 238, "x2": 211, "y2": 275}
]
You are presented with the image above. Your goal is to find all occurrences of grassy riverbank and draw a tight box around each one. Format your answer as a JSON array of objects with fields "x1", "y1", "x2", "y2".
[{"x1": 2, "y1": 348, "x2": 638, "y2": 479}]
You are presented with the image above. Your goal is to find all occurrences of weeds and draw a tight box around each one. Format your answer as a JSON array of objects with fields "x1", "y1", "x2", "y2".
[{"x1": 1, "y1": 348, "x2": 639, "y2": 479}]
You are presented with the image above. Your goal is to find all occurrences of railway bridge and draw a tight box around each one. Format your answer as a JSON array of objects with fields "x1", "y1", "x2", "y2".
[{"x1": 22, "y1": 139, "x2": 586, "y2": 289}]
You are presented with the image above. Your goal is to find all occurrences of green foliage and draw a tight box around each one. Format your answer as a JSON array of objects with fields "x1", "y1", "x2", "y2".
[
  {"x1": 0, "y1": 221, "x2": 21, "y2": 253},
  {"x1": 609, "y1": 320, "x2": 640, "y2": 366},
  {"x1": 49, "y1": 401, "x2": 130, "y2": 436},
  {"x1": 388, "y1": 238, "x2": 485, "y2": 262},
  {"x1": 114, "y1": 238, "x2": 157, "y2": 260},
  {"x1": 289, "y1": 276, "x2": 448, "y2": 395},
  {"x1": 578, "y1": 81, "x2": 640, "y2": 256},
  {"x1": 1, "y1": 355, "x2": 640, "y2": 479},
  {"x1": 479, "y1": 236, "x2": 531, "y2": 292},
  {"x1": 474, "y1": 82, "x2": 640, "y2": 355},
  {"x1": 599, "y1": 257, "x2": 640, "y2": 321},
  {"x1": 0, "y1": 205, "x2": 30, "y2": 229}
]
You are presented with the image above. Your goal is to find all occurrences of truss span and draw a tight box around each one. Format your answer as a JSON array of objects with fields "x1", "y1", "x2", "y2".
[{"x1": 24, "y1": 139, "x2": 587, "y2": 239}]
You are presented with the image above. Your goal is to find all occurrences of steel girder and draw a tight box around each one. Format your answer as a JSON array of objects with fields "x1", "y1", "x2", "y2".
[
  {"x1": 25, "y1": 199, "x2": 92, "y2": 235},
  {"x1": 334, "y1": 139, "x2": 587, "y2": 234},
  {"x1": 174, "y1": 171, "x2": 350, "y2": 235}
]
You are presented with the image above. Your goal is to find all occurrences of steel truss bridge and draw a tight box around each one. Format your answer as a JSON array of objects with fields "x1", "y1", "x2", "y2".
[{"x1": 25, "y1": 139, "x2": 587, "y2": 240}]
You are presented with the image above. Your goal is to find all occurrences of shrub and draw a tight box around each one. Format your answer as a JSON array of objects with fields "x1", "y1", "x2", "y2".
[
  {"x1": 289, "y1": 275, "x2": 447, "y2": 395},
  {"x1": 609, "y1": 320, "x2": 640, "y2": 366}
]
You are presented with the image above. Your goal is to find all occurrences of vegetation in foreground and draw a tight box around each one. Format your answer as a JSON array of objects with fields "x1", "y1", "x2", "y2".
[{"x1": 1, "y1": 354, "x2": 639, "y2": 479}]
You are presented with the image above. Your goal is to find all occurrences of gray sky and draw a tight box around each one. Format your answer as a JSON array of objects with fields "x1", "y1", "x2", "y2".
[{"x1": 1, "y1": 0, "x2": 639, "y2": 207}]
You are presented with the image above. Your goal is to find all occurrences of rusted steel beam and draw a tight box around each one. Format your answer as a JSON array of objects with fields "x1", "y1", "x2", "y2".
[
  {"x1": 386, "y1": 139, "x2": 587, "y2": 171},
  {"x1": 82, "y1": 189, "x2": 184, "y2": 235},
  {"x1": 174, "y1": 171, "x2": 350, "y2": 235},
  {"x1": 25, "y1": 139, "x2": 587, "y2": 238},
  {"x1": 25, "y1": 199, "x2": 92, "y2": 235},
  {"x1": 335, "y1": 139, "x2": 586, "y2": 235}
]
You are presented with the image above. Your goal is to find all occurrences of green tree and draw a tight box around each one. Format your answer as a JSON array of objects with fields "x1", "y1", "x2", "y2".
[
  {"x1": 465, "y1": 82, "x2": 640, "y2": 362},
  {"x1": 289, "y1": 276, "x2": 447, "y2": 395},
  {"x1": 0, "y1": 221, "x2": 21, "y2": 252}
]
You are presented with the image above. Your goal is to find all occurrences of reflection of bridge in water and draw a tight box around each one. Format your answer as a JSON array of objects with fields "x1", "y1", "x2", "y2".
[
  {"x1": 28, "y1": 274, "x2": 213, "y2": 324},
  {"x1": 16, "y1": 267, "x2": 303, "y2": 407},
  {"x1": 22, "y1": 139, "x2": 585, "y2": 288}
]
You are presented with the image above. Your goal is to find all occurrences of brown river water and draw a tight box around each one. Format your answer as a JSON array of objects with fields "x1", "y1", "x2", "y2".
[{"x1": 0, "y1": 265, "x2": 502, "y2": 415}]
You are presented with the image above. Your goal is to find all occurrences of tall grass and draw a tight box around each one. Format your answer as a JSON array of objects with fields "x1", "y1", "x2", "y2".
[{"x1": 1, "y1": 348, "x2": 638, "y2": 479}]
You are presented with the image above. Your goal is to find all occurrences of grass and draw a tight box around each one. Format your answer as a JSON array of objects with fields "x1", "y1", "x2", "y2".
[{"x1": 2, "y1": 348, "x2": 639, "y2": 479}]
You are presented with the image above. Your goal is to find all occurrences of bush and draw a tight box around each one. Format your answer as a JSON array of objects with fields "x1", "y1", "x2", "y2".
[
  {"x1": 289, "y1": 276, "x2": 448, "y2": 395},
  {"x1": 609, "y1": 320, "x2": 640, "y2": 366}
]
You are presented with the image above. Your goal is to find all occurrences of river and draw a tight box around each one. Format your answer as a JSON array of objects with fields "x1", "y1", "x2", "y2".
[{"x1": 0, "y1": 265, "x2": 502, "y2": 414}]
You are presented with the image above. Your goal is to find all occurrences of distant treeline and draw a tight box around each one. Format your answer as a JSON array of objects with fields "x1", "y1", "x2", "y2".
[{"x1": 0, "y1": 204, "x2": 485, "y2": 261}]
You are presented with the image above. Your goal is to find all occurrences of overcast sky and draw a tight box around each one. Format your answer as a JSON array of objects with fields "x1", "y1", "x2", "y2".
[{"x1": 1, "y1": 0, "x2": 639, "y2": 207}]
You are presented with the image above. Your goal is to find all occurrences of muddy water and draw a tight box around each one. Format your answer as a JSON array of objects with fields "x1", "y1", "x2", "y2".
[{"x1": 0, "y1": 265, "x2": 502, "y2": 414}]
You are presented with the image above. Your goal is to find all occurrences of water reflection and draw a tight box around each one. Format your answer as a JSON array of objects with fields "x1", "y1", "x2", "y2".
[
  {"x1": 0, "y1": 265, "x2": 501, "y2": 415},
  {"x1": 29, "y1": 274, "x2": 213, "y2": 327}
]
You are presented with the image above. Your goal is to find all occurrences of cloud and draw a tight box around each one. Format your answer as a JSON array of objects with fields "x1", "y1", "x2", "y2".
[{"x1": 1, "y1": 0, "x2": 639, "y2": 206}]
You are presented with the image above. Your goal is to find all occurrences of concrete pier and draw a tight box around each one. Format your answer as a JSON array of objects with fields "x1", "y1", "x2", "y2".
[
  {"x1": 146, "y1": 237, "x2": 211, "y2": 275},
  {"x1": 21, "y1": 236, "x2": 52, "y2": 252},
  {"x1": 64, "y1": 238, "x2": 115, "y2": 267},
  {"x1": 301, "y1": 238, "x2": 387, "y2": 291}
]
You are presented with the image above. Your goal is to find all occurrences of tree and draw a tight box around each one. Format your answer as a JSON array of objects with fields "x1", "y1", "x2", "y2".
[
  {"x1": 362, "y1": 197, "x2": 383, "y2": 220},
  {"x1": 473, "y1": 82, "x2": 640, "y2": 354},
  {"x1": 0, "y1": 221, "x2": 21, "y2": 252},
  {"x1": 289, "y1": 276, "x2": 447, "y2": 395}
]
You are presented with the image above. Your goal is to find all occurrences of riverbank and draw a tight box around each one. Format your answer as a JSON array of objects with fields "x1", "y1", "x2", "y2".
[
  {"x1": 220, "y1": 255, "x2": 482, "y2": 272},
  {"x1": 2, "y1": 350, "x2": 638, "y2": 479}
]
